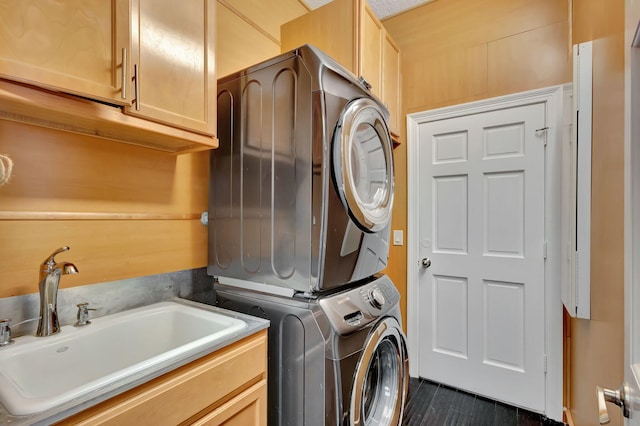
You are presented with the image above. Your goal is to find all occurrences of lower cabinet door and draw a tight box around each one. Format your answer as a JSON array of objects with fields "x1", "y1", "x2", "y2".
[{"x1": 191, "y1": 380, "x2": 267, "y2": 426}]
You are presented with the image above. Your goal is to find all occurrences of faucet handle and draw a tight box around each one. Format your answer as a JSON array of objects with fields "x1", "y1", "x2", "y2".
[
  {"x1": 42, "y1": 246, "x2": 71, "y2": 268},
  {"x1": 75, "y1": 303, "x2": 97, "y2": 327},
  {"x1": 0, "y1": 319, "x2": 13, "y2": 347}
]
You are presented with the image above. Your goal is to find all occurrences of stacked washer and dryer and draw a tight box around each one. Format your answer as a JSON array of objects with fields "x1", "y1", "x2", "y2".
[{"x1": 208, "y1": 45, "x2": 408, "y2": 426}]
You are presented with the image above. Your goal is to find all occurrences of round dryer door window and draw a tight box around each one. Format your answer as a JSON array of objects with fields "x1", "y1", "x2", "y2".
[{"x1": 334, "y1": 98, "x2": 394, "y2": 232}]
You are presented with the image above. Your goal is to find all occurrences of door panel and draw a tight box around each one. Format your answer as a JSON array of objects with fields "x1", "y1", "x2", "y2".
[
  {"x1": 127, "y1": 0, "x2": 215, "y2": 134},
  {"x1": 359, "y1": 3, "x2": 382, "y2": 98},
  {"x1": 382, "y1": 34, "x2": 400, "y2": 136},
  {"x1": 417, "y1": 102, "x2": 546, "y2": 411}
]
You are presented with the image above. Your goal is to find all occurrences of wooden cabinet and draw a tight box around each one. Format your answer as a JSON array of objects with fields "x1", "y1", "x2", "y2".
[
  {"x1": 360, "y1": 4, "x2": 383, "y2": 99},
  {"x1": 125, "y1": 0, "x2": 216, "y2": 135},
  {"x1": 191, "y1": 380, "x2": 267, "y2": 425},
  {"x1": 57, "y1": 330, "x2": 267, "y2": 426},
  {"x1": 0, "y1": 0, "x2": 130, "y2": 105},
  {"x1": 281, "y1": 0, "x2": 402, "y2": 137},
  {"x1": 0, "y1": 0, "x2": 217, "y2": 152},
  {"x1": 382, "y1": 33, "x2": 401, "y2": 137}
]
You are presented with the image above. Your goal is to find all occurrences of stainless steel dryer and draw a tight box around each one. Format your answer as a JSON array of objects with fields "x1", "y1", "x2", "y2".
[
  {"x1": 214, "y1": 275, "x2": 409, "y2": 426},
  {"x1": 209, "y1": 45, "x2": 395, "y2": 295}
]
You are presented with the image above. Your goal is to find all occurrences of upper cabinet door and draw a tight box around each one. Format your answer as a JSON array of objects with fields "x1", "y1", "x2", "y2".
[
  {"x1": 126, "y1": 0, "x2": 216, "y2": 136},
  {"x1": 0, "y1": 0, "x2": 130, "y2": 105},
  {"x1": 359, "y1": 3, "x2": 383, "y2": 99},
  {"x1": 280, "y1": 0, "x2": 357, "y2": 72},
  {"x1": 281, "y1": 0, "x2": 401, "y2": 142},
  {"x1": 382, "y1": 33, "x2": 401, "y2": 137}
]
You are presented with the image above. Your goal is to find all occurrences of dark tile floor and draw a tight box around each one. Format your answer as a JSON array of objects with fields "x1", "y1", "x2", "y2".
[{"x1": 403, "y1": 378, "x2": 566, "y2": 426}]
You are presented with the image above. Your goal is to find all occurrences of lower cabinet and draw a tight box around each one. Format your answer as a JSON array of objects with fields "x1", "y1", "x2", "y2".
[
  {"x1": 192, "y1": 380, "x2": 267, "y2": 426},
  {"x1": 57, "y1": 330, "x2": 267, "y2": 426}
]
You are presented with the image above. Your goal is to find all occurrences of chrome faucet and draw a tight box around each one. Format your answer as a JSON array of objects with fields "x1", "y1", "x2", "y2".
[
  {"x1": 0, "y1": 319, "x2": 12, "y2": 346},
  {"x1": 36, "y1": 246, "x2": 78, "y2": 337}
]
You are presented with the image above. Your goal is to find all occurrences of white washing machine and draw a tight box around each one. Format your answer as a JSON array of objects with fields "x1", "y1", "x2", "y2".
[
  {"x1": 209, "y1": 45, "x2": 395, "y2": 295},
  {"x1": 214, "y1": 274, "x2": 409, "y2": 426}
]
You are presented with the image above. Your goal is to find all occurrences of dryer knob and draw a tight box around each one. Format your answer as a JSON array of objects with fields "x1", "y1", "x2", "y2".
[{"x1": 369, "y1": 288, "x2": 385, "y2": 309}]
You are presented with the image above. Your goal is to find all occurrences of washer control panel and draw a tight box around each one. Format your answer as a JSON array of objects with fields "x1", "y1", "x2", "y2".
[
  {"x1": 318, "y1": 275, "x2": 400, "y2": 336},
  {"x1": 368, "y1": 288, "x2": 385, "y2": 309}
]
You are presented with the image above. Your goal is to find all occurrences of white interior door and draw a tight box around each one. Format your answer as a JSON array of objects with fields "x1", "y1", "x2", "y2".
[
  {"x1": 416, "y1": 102, "x2": 547, "y2": 411},
  {"x1": 623, "y1": 5, "x2": 640, "y2": 426}
]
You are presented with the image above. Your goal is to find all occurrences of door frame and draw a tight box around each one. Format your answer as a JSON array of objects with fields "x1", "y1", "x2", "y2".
[{"x1": 406, "y1": 85, "x2": 566, "y2": 420}]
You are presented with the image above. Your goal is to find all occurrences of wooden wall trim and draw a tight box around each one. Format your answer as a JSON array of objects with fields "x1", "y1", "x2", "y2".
[
  {"x1": 217, "y1": 0, "x2": 280, "y2": 45},
  {"x1": 564, "y1": 407, "x2": 576, "y2": 426},
  {"x1": 0, "y1": 212, "x2": 201, "y2": 220}
]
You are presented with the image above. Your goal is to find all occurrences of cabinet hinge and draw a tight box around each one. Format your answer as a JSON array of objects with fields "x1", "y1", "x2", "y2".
[
  {"x1": 544, "y1": 355, "x2": 548, "y2": 373},
  {"x1": 543, "y1": 241, "x2": 548, "y2": 259}
]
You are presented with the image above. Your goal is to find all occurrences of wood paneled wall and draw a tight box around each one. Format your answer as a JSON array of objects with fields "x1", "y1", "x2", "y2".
[
  {"x1": 383, "y1": 0, "x2": 571, "y2": 338},
  {"x1": 570, "y1": 0, "x2": 625, "y2": 424},
  {"x1": 0, "y1": 120, "x2": 209, "y2": 297},
  {"x1": 216, "y1": 0, "x2": 308, "y2": 78},
  {"x1": 0, "y1": 0, "x2": 308, "y2": 298},
  {"x1": 384, "y1": 0, "x2": 571, "y2": 114}
]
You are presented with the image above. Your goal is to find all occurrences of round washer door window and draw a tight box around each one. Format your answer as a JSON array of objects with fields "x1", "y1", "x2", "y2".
[
  {"x1": 333, "y1": 98, "x2": 394, "y2": 233},
  {"x1": 350, "y1": 317, "x2": 409, "y2": 425}
]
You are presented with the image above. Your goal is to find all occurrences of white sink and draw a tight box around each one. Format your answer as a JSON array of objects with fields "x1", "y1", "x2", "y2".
[{"x1": 0, "y1": 300, "x2": 247, "y2": 416}]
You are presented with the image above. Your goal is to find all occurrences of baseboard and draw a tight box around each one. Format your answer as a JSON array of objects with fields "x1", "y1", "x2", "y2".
[{"x1": 564, "y1": 407, "x2": 575, "y2": 426}]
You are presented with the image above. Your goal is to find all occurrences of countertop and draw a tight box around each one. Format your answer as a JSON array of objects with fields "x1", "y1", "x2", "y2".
[{"x1": 0, "y1": 297, "x2": 269, "y2": 426}]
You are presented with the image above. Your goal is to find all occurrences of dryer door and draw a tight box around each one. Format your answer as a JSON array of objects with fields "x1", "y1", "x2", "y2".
[
  {"x1": 350, "y1": 317, "x2": 409, "y2": 426},
  {"x1": 333, "y1": 98, "x2": 394, "y2": 233}
]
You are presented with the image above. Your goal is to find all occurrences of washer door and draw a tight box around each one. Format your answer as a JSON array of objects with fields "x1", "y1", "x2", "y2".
[
  {"x1": 333, "y1": 98, "x2": 394, "y2": 233},
  {"x1": 350, "y1": 317, "x2": 409, "y2": 426}
]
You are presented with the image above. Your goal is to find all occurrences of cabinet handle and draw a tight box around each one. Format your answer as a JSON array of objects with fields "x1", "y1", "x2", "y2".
[
  {"x1": 121, "y1": 48, "x2": 127, "y2": 100},
  {"x1": 134, "y1": 64, "x2": 140, "y2": 111}
]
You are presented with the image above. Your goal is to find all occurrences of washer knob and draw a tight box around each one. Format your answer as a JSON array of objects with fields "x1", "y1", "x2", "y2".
[{"x1": 369, "y1": 288, "x2": 385, "y2": 309}]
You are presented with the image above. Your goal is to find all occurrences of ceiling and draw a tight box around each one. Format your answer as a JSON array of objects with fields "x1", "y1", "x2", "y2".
[{"x1": 303, "y1": 0, "x2": 433, "y2": 19}]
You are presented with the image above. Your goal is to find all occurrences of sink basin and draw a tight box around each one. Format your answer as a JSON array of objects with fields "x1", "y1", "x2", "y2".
[{"x1": 0, "y1": 300, "x2": 247, "y2": 416}]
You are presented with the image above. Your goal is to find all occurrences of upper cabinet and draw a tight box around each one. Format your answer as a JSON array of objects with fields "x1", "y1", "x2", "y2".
[
  {"x1": 0, "y1": 0, "x2": 130, "y2": 105},
  {"x1": 125, "y1": 0, "x2": 216, "y2": 135},
  {"x1": 382, "y1": 33, "x2": 401, "y2": 137},
  {"x1": 0, "y1": 0, "x2": 217, "y2": 153},
  {"x1": 360, "y1": 4, "x2": 383, "y2": 99},
  {"x1": 281, "y1": 0, "x2": 402, "y2": 138}
]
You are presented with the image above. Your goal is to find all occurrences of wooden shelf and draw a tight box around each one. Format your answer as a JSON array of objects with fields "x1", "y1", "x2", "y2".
[
  {"x1": 0, "y1": 211, "x2": 202, "y2": 221},
  {"x1": 0, "y1": 79, "x2": 218, "y2": 154}
]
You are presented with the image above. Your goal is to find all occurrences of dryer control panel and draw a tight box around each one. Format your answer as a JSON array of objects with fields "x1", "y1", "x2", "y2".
[{"x1": 318, "y1": 275, "x2": 400, "y2": 336}]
